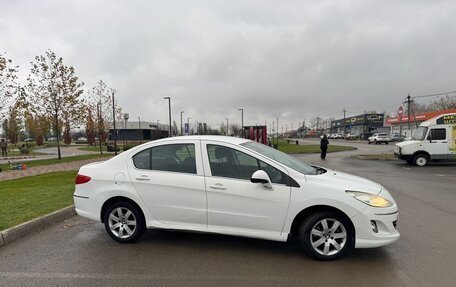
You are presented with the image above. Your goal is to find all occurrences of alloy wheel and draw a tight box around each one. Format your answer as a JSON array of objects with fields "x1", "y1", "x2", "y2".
[
  {"x1": 310, "y1": 218, "x2": 347, "y2": 256},
  {"x1": 108, "y1": 207, "x2": 137, "y2": 239}
]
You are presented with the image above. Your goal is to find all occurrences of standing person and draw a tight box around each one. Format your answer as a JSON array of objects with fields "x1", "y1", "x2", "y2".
[
  {"x1": 320, "y1": 134, "x2": 329, "y2": 159},
  {"x1": 1, "y1": 139, "x2": 7, "y2": 156}
]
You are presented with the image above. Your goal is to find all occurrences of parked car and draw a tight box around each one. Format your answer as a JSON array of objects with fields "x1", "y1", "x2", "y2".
[
  {"x1": 389, "y1": 134, "x2": 405, "y2": 142},
  {"x1": 24, "y1": 138, "x2": 34, "y2": 142},
  {"x1": 76, "y1": 137, "x2": 88, "y2": 143},
  {"x1": 47, "y1": 137, "x2": 57, "y2": 141},
  {"x1": 333, "y1": 133, "x2": 343, "y2": 139},
  {"x1": 345, "y1": 133, "x2": 359, "y2": 140},
  {"x1": 368, "y1": 133, "x2": 389, "y2": 144},
  {"x1": 74, "y1": 136, "x2": 400, "y2": 260}
]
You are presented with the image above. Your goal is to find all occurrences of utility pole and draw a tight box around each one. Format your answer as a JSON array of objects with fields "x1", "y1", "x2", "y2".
[
  {"x1": 111, "y1": 89, "x2": 118, "y2": 156},
  {"x1": 404, "y1": 94, "x2": 413, "y2": 133},
  {"x1": 97, "y1": 101, "x2": 103, "y2": 155},
  {"x1": 164, "y1": 97, "x2": 171, "y2": 137},
  {"x1": 180, "y1": 111, "x2": 184, "y2": 136},
  {"x1": 276, "y1": 117, "x2": 279, "y2": 148}
]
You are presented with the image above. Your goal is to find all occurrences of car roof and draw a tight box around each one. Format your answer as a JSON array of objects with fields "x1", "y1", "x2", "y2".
[{"x1": 152, "y1": 135, "x2": 251, "y2": 145}]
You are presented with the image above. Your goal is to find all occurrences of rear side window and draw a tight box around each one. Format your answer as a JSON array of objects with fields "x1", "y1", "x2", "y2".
[
  {"x1": 430, "y1": 129, "x2": 446, "y2": 140},
  {"x1": 132, "y1": 144, "x2": 196, "y2": 174},
  {"x1": 133, "y1": 148, "x2": 151, "y2": 169}
]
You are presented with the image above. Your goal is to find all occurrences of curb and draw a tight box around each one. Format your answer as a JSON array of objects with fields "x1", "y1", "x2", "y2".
[{"x1": 0, "y1": 205, "x2": 76, "y2": 248}]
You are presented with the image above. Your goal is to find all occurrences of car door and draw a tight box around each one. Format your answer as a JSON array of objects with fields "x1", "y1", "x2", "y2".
[
  {"x1": 201, "y1": 141, "x2": 291, "y2": 236},
  {"x1": 128, "y1": 141, "x2": 207, "y2": 228},
  {"x1": 423, "y1": 127, "x2": 449, "y2": 160}
]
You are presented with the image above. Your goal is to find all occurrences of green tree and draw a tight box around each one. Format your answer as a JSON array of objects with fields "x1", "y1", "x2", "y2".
[
  {"x1": 0, "y1": 52, "x2": 19, "y2": 119},
  {"x1": 25, "y1": 50, "x2": 84, "y2": 159}
]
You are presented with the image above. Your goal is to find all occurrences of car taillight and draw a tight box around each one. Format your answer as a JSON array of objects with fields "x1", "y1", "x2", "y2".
[{"x1": 75, "y1": 174, "x2": 91, "y2": 185}]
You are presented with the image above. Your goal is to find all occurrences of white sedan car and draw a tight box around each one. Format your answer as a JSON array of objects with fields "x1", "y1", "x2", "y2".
[{"x1": 74, "y1": 136, "x2": 399, "y2": 260}]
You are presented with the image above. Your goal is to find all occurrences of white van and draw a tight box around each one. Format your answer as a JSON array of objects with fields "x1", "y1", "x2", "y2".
[{"x1": 394, "y1": 113, "x2": 456, "y2": 166}]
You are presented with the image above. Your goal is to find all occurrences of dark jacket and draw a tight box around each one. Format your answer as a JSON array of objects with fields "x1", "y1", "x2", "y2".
[{"x1": 320, "y1": 137, "x2": 329, "y2": 149}]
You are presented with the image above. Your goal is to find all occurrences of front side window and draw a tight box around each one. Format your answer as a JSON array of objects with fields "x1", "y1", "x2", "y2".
[
  {"x1": 412, "y1": 127, "x2": 428, "y2": 141},
  {"x1": 429, "y1": 129, "x2": 446, "y2": 140},
  {"x1": 207, "y1": 144, "x2": 287, "y2": 184},
  {"x1": 240, "y1": 141, "x2": 316, "y2": 175},
  {"x1": 132, "y1": 144, "x2": 196, "y2": 174}
]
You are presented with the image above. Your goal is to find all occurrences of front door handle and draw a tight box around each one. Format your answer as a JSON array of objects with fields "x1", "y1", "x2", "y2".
[
  {"x1": 136, "y1": 175, "x2": 150, "y2": 181},
  {"x1": 209, "y1": 183, "x2": 226, "y2": 190}
]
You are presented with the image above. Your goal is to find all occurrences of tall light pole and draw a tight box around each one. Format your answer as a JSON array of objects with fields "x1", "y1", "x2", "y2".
[
  {"x1": 97, "y1": 101, "x2": 103, "y2": 155},
  {"x1": 180, "y1": 111, "x2": 184, "y2": 136},
  {"x1": 187, "y1": 117, "x2": 191, "y2": 135},
  {"x1": 164, "y1": 97, "x2": 171, "y2": 137},
  {"x1": 138, "y1": 117, "x2": 141, "y2": 144},
  {"x1": 111, "y1": 88, "x2": 118, "y2": 155},
  {"x1": 238, "y1": 108, "x2": 243, "y2": 138},
  {"x1": 276, "y1": 117, "x2": 279, "y2": 149},
  {"x1": 225, "y1": 118, "x2": 229, "y2": 136}
]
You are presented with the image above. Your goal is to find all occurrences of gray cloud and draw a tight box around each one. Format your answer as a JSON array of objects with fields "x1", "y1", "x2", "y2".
[{"x1": 1, "y1": 0, "x2": 456, "y2": 129}]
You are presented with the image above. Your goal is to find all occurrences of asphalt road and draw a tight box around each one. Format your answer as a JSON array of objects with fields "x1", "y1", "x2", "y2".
[{"x1": 1, "y1": 140, "x2": 455, "y2": 286}]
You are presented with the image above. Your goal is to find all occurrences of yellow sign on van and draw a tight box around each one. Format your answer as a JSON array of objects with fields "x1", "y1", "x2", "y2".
[{"x1": 451, "y1": 125, "x2": 456, "y2": 153}]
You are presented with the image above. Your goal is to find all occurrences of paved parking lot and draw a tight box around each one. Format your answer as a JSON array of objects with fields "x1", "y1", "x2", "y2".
[{"x1": 1, "y1": 141, "x2": 455, "y2": 286}]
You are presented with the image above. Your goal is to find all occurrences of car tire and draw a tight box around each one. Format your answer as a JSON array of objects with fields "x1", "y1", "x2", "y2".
[
  {"x1": 368, "y1": 140, "x2": 371, "y2": 144},
  {"x1": 413, "y1": 154, "x2": 429, "y2": 167},
  {"x1": 386, "y1": 142, "x2": 389, "y2": 145},
  {"x1": 299, "y1": 211, "x2": 355, "y2": 261},
  {"x1": 103, "y1": 201, "x2": 146, "y2": 243}
]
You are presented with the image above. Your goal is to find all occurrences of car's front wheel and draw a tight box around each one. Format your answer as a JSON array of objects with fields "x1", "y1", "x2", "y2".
[
  {"x1": 104, "y1": 202, "x2": 146, "y2": 243},
  {"x1": 299, "y1": 211, "x2": 354, "y2": 260}
]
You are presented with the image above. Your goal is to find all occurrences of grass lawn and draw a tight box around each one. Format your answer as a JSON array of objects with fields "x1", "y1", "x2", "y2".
[
  {"x1": 0, "y1": 153, "x2": 112, "y2": 171},
  {"x1": 277, "y1": 139, "x2": 356, "y2": 154},
  {"x1": 0, "y1": 171, "x2": 77, "y2": 231}
]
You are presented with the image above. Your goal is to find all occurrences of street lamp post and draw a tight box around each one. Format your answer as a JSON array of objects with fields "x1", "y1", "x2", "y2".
[
  {"x1": 164, "y1": 97, "x2": 171, "y2": 137},
  {"x1": 225, "y1": 118, "x2": 229, "y2": 136},
  {"x1": 180, "y1": 111, "x2": 184, "y2": 136},
  {"x1": 138, "y1": 117, "x2": 141, "y2": 144},
  {"x1": 111, "y1": 89, "x2": 118, "y2": 155},
  {"x1": 238, "y1": 108, "x2": 243, "y2": 138},
  {"x1": 187, "y1": 117, "x2": 191, "y2": 135}
]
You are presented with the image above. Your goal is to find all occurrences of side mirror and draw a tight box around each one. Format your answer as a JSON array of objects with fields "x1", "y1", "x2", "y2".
[{"x1": 250, "y1": 170, "x2": 272, "y2": 188}]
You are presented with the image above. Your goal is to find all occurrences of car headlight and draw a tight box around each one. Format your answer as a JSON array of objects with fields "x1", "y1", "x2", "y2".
[{"x1": 346, "y1": 191, "x2": 393, "y2": 208}]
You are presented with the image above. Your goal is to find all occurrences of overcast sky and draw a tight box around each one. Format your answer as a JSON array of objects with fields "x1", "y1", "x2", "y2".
[{"x1": 1, "y1": 0, "x2": 456, "y2": 129}]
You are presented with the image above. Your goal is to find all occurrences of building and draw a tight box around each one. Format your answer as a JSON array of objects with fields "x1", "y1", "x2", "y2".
[
  {"x1": 331, "y1": 113, "x2": 385, "y2": 138},
  {"x1": 107, "y1": 121, "x2": 169, "y2": 142},
  {"x1": 385, "y1": 108, "x2": 456, "y2": 137}
]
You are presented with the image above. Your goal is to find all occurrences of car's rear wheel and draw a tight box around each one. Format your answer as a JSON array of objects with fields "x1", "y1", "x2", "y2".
[
  {"x1": 414, "y1": 154, "x2": 429, "y2": 167},
  {"x1": 104, "y1": 202, "x2": 146, "y2": 243},
  {"x1": 299, "y1": 211, "x2": 354, "y2": 261}
]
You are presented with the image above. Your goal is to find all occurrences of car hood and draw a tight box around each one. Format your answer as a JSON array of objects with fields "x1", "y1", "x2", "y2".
[
  {"x1": 306, "y1": 169, "x2": 382, "y2": 195},
  {"x1": 396, "y1": 140, "x2": 421, "y2": 148}
]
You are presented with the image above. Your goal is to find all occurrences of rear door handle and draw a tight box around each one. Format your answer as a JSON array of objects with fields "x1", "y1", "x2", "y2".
[
  {"x1": 136, "y1": 175, "x2": 150, "y2": 181},
  {"x1": 209, "y1": 183, "x2": 226, "y2": 190}
]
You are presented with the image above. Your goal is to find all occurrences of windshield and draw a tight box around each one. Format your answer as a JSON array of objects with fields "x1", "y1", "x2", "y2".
[
  {"x1": 412, "y1": 127, "x2": 428, "y2": 141},
  {"x1": 240, "y1": 141, "x2": 316, "y2": 175}
]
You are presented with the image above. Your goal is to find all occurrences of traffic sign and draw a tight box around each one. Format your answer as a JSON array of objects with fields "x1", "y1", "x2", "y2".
[{"x1": 398, "y1": 106, "x2": 404, "y2": 116}]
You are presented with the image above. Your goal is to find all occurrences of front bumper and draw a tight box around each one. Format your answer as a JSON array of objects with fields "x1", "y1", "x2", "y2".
[{"x1": 351, "y1": 205, "x2": 400, "y2": 248}]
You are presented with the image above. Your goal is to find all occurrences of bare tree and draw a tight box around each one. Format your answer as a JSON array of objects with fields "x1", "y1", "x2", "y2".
[
  {"x1": 24, "y1": 50, "x2": 84, "y2": 159},
  {"x1": 429, "y1": 94, "x2": 456, "y2": 111}
]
